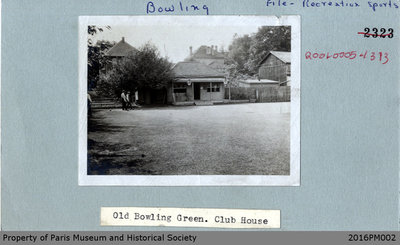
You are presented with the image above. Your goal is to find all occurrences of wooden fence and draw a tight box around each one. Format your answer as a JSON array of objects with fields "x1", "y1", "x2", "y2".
[{"x1": 226, "y1": 86, "x2": 291, "y2": 102}]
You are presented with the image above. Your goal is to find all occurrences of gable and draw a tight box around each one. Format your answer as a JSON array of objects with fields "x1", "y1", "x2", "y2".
[
  {"x1": 258, "y1": 51, "x2": 291, "y2": 67},
  {"x1": 105, "y1": 38, "x2": 137, "y2": 57},
  {"x1": 191, "y1": 45, "x2": 225, "y2": 59}
]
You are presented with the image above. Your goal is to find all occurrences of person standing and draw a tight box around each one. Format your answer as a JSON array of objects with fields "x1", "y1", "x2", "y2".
[
  {"x1": 135, "y1": 90, "x2": 139, "y2": 104},
  {"x1": 121, "y1": 90, "x2": 127, "y2": 110},
  {"x1": 126, "y1": 91, "x2": 132, "y2": 110},
  {"x1": 87, "y1": 93, "x2": 93, "y2": 116}
]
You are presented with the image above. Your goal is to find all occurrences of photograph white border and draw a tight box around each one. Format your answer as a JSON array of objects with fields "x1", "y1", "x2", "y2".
[{"x1": 78, "y1": 15, "x2": 301, "y2": 186}]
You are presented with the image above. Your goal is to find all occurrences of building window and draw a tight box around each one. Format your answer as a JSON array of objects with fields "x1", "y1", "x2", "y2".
[
  {"x1": 206, "y1": 84, "x2": 220, "y2": 92},
  {"x1": 173, "y1": 84, "x2": 187, "y2": 93}
]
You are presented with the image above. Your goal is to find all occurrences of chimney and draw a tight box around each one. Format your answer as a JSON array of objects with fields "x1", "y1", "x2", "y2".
[
  {"x1": 211, "y1": 45, "x2": 214, "y2": 55},
  {"x1": 122, "y1": 37, "x2": 125, "y2": 42},
  {"x1": 189, "y1": 46, "x2": 193, "y2": 56},
  {"x1": 215, "y1": 45, "x2": 218, "y2": 53}
]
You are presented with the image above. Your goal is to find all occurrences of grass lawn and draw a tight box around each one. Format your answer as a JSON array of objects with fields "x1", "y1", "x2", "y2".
[{"x1": 88, "y1": 103, "x2": 290, "y2": 175}]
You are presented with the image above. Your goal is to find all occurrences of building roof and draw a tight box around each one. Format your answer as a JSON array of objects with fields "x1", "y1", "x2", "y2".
[
  {"x1": 186, "y1": 45, "x2": 226, "y2": 60},
  {"x1": 239, "y1": 79, "x2": 279, "y2": 84},
  {"x1": 259, "y1": 51, "x2": 291, "y2": 66},
  {"x1": 105, "y1": 37, "x2": 137, "y2": 57},
  {"x1": 172, "y1": 61, "x2": 225, "y2": 78},
  {"x1": 270, "y1": 51, "x2": 291, "y2": 63},
  {"x1": 175, "y1": 78, "x2": 225, "y2": 83}
]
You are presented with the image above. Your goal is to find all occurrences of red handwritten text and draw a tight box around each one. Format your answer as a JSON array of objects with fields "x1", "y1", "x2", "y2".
[{"x1": 305, "y1": 51, "x2": 389, "y2": 64}]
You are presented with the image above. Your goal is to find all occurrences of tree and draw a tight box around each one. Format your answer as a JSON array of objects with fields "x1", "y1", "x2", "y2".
[
  {"x1": 226, "y1": 26, "x2": 291, "y2": 78},
  {"x1": 87, "y1": 26, "x2": 111, "y2": 45},
  {"x1": 246, "y1": 26, "x2": 291, "y2": 73},
  {"x1": 87, "y1": 26, "x2": 112, "y2": 90},
  {"x1": 87, "y1": 40, "x2": 115, "y2": 90},
  {"x1": 98, "y1": 43, "x2": 175, "y2": 97},
  {"x1": 226, "y1": 34, "x2": 252, "y2": 75}
]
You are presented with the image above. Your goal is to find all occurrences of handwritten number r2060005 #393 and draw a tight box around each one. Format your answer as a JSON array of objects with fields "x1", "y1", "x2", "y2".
[{"x1": 305, "y1": 51, "x2": 390, "y2": 64}]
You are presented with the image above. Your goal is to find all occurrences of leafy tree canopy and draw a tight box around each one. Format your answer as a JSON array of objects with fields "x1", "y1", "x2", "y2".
[
  {"x1": 226, "y1": 34, "x2": 252, "y2": 75},
  {"x1": 87, "y1": 26, "x2": 112, "y2": 90},
  {"x1": 98, "y1": 43, "x2": 175, "y2": 97},
  {"x1": 227, "y1": 26, "x2": 291, "y2": 79},
  {"x1": 87, "y1": 25, "x2": 111, "y2": 45},
  {"x1": 247, "y1": 26, "x2": 291, "y2": 71},
  {"x1": 88, "y1": 40, "x2": 115, "y2": 90}
]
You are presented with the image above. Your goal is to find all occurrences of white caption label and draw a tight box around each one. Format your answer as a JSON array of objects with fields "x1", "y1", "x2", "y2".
[{"x1": 101, "y1": 207, "x2": 280, "y2": 229}]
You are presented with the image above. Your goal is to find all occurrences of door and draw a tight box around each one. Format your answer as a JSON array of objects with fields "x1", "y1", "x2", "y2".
[{"x1": 194, "y1": 83, "x2": 201, "y2": 100}]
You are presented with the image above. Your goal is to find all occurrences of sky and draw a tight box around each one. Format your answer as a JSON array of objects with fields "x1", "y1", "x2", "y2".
[{"x1": 91, "y1": 25, "x2": 261, "y2": 63}]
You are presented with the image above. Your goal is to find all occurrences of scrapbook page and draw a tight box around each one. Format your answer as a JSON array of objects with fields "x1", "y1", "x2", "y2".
[{"x1": 1, "y1": 0, "x2": 399, "y2": 231}]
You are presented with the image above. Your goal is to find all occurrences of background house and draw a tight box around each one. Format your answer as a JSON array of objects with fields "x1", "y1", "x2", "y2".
[
  {"x1": 185, "y1": 45, "x2": 227, "y2": 74},
  {"x1": 102, "y1": 37, "x2": 170, "y2": 105},
  {"x1": 169, "y1": 61, "x2": 226, "y2": 105},
  {"x1": 258, "y1": 51, "x2": 291, "y2": 86},
  {"x1": 103, "y1": 37, "x2": 137, "y2": 73}
]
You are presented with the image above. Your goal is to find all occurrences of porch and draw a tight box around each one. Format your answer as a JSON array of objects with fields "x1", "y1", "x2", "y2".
[{"x1": 169, "y1": 78, "x2": 225, "y2": 104}]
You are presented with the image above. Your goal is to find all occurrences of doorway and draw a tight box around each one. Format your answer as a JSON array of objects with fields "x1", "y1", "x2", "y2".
[{"x1": 194, "y1": 83, "x2": 201, "y2": 100}]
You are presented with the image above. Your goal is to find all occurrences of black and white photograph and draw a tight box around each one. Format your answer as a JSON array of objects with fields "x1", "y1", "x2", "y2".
[{"x1": 79, "y1": 16, "x2": 300, "y2": 185}]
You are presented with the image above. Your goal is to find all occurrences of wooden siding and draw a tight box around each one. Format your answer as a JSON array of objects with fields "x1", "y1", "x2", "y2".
[{"x1": 259, "y1": 55, "x2": 289, "y2": 81}]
